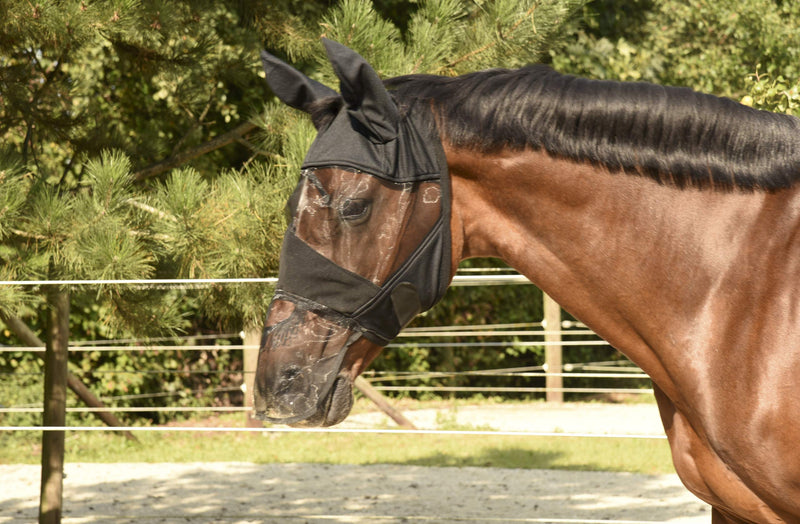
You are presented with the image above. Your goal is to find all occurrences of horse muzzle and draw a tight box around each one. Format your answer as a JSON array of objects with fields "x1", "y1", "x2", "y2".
[{"x1": 253, "y1": 294, "x2": 362, "y2": 427}]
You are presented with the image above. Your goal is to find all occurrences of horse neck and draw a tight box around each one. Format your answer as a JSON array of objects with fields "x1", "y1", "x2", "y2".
[{"x1": 446, "y1": 144, "x2": 800, "y2": 396}]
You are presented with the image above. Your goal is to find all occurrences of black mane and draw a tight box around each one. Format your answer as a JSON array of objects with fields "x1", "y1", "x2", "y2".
[{"x1": 386, "y1": 66, "x2": 800, "y2": 191}]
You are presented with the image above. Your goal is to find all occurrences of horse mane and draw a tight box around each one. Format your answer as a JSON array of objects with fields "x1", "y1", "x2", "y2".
[{"x1": 386, "y1": 66, "x2": 800, "y2": 191}]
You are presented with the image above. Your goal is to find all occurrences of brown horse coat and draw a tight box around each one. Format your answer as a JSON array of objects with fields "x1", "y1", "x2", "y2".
[{"x1": 256, "y1": 41, "x2": 800, "y2": 523}]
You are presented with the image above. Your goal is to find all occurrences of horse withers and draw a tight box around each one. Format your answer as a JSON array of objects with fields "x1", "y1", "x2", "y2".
[{"x1": 254, "y1": 40, "x2": 800, "y2": 523}]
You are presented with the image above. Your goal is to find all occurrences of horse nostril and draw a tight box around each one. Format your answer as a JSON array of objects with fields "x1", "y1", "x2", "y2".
[
  {"x1": 276, "y1": 365, "x2": 303, "y2": 396},
  {"x1": 283, "y1": 365, "x2": 301, "y2": 381}
]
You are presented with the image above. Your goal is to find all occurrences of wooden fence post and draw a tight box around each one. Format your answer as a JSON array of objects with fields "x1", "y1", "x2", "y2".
[
  {"x1": 242, "y1": 327, "x2": 262, "y2": 428},
  {"x1": 39, "y1": 286, "x2": 69, "y2": 524},
  {"x1": 354, "y1": 376, "x2": 417, "y2": 429},
  {"x1": 543, "y1": 293, "x2": 563, "y2": 403}
]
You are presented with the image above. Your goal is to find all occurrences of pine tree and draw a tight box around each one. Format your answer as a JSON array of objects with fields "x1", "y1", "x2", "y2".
[
  {"x1": 0, "y1": 2, "x2": 310, "y2": 518},
  {"x1": 2, "y1": 0, "x2": 585, "y2": 341},
  {"x1": 0, "y1": 0, "x2": 587, "y2": 419},
  {"x1": 0, "y1": 1, "x2": 290, "y2": 333},
  {"x1": 0, "y1": 0, "x2": 585, "y2": 438}
]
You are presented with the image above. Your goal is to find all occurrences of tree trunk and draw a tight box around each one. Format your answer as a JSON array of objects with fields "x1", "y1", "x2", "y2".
[{"x1": 39, "y1": 287, "x2": 70, "y2": 524}]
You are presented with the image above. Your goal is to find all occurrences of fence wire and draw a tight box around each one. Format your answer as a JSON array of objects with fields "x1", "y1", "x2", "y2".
[{"x1": 0, "y1": 272, "x2": 654, "y2": 439}]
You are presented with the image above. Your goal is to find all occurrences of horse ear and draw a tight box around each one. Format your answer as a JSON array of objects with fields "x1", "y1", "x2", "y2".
[
  {"x1": 322, "y1": 38, "x2": 399, "y2": 143},
  {"x1": 261, "y1": 50, "x2": 338, "y2": 114}
]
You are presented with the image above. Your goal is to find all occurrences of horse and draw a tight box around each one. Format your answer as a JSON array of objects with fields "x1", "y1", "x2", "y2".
[{"x1": 254, "y1": 39, "x2": 800, "y2": 523}]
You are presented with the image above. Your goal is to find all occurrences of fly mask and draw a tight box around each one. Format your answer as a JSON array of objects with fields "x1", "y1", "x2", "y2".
[{"x1": 254, "y1": 39, "x2": 451, "y2": 426}]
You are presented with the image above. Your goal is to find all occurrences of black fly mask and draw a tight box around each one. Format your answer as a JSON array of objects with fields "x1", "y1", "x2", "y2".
[{"x1": 254, "y1": 39, "x2": 451, "y2": 426}]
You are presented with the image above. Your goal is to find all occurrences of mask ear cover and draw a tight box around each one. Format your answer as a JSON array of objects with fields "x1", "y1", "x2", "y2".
[
  {"x1": 260, "y1": 50, "x2": 337, "y2": 113},
  {"x1": 323, "y1": 38, "x2": 399, "y2": 143}
]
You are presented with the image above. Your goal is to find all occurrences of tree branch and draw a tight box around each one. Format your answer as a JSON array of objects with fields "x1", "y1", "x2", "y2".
[
  {"x1": 133, "y1": 121, "x2": 258, "y2": 182},
  {"x1": 0, "y1": 312, "x2": 137, "y2": 441},
  {"x1": 437, "y1": 5, "x2": 538, "y2": 73}
]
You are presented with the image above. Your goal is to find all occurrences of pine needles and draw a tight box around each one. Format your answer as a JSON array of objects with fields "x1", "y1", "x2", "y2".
[{"x1": 0, "y1": 0, "x2": 586, "y2": 337}]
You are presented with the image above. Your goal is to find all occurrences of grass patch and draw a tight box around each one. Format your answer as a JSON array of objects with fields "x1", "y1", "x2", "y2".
[{"x1": 0, "y1": 412, "x2": 674, "y2": 475}]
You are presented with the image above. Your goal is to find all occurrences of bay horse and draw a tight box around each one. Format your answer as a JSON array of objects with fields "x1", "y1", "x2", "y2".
[{"x1": 254, "y1": 39, "x2": 800, "y2": 523}]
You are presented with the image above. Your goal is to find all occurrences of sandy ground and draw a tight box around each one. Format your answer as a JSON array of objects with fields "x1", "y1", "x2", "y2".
[{"x1": 1, "y1": 403, "x2": 712, "y2": 523}]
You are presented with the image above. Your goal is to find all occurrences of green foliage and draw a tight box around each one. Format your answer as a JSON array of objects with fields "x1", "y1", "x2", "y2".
[
  {"x1": 149, "y1": 161, "x2": 295, "y2": 328},
  {"x1": 0, "y1": 0, "x2": 292, "y2": 329},
  {"x1": 0, "y1": 150, "x2": 185, "y2": 333},
  {"x1": 10, "y1": 0, "x2": 792, "y2": 419},
  {"x1": 67, "y1": 152, "x2": 155, "y2": 282},
  {"x1": 0, "y1": 159, "x2": 27, "y2": 240},
  {"x1": 308, "y1": 0, "x2": 584, "y2": 79},
  {"x1": 1, "y1": 0, "x2": 269, "y2": 183},
  {"x1": 0, "y1": 352, "x2": 42, "y2": 428},
  {"x1": 321, "y1": 0, "x2": 404, "y2": 69},
  {"x1": 555, "y1": 0, "x2": 800, "y2": 103},
  {"x1": 10, "y1": 0, "x2": 794, "y2": 418},
  {"x1": 743, "y1": 69, "x2": 800, "y2": 115}
]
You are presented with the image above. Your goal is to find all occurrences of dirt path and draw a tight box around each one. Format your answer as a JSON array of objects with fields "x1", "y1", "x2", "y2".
[
  {"x1": 0, "y1": 403, "x2": 712, "y2": 522},
  {"x1": 1, "y1": 462, "x2": 709, "y2": 523}
]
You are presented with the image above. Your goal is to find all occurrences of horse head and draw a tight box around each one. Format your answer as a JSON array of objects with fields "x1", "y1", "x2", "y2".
[{"x1": 253, "y1": 40, "x2": 452, "y2": 427}]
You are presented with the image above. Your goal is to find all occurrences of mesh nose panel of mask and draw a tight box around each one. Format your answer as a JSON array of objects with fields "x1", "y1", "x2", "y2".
[{"x1": 253, "y1": 296, "x2": 361, "y2": 424}]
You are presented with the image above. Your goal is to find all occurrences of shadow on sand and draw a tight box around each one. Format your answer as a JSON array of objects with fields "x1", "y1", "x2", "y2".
[{"x1": 1, "y1": 461, "x2": 710, "y2": 523}]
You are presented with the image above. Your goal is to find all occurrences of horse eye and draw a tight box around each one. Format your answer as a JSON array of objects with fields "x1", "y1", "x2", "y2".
[{"x1": 338, "y1": 198, "x2": 371, "y2": 225}]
